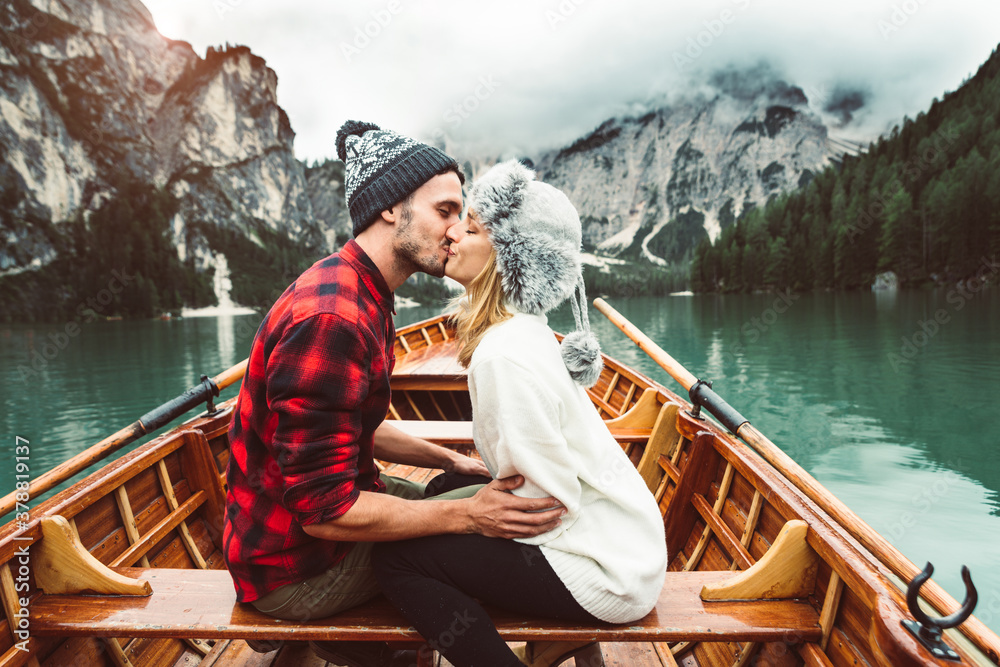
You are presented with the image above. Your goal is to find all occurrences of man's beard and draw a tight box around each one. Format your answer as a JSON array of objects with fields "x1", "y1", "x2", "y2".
[{"x1": 393, "y1": 204, "x2": 447, "y2": 278}]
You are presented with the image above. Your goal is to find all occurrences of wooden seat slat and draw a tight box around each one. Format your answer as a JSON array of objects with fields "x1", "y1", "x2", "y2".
[
  {"x1": 29, "y1": 568, "x2": 821, "y2": 644},
  {"x1": 391, "y1": 420, "x2": 651, "y2": 446},
  {"x1": 392, "y1": 341, "x2": 467, "y2": 377}
]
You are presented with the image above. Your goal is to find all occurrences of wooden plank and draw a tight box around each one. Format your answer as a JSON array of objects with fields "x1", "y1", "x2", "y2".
[
  {"x1": 391, "y1": 377, "x2": 468, "y2": 392},
  {"x1": 102, "y1": 637, "x2": 136, "y2": 667},
  {"x1": 663, "y1": 434, "x2": 719, "y2": 564},
  {"x1": 602, "y1": 372, "x2": 620, "y2": 404},
  {"x1": 618, "y1": 383, "x2": 637, "y2": 416},
  {"x1": 652, "y1": 642, "x2": 679, "y2": 666},
  {"x1": 156, "y1": 461, "x2": 208, "y2": 569},
  {"x1": 683, "y1": 464, "x2": 735, "y2": 572},
  {"x1": 392, "y1": 341, "x2": 465, "y2": 377},
  {"x1": 633, "y1": 403, "x2": 681, "y2": 491},
  {"x1": 797, "y1": 642, "x2": 836, "y2": 667},
  {"x1": 177, "y1": 432, "x2": 226, "y2": 550},
  {"x1": 819, "y1": 570, "x2": 844, "y2": 651},
  {"x1": 196, "y1": 639, "x2": 231, "y2": 666},
  {"x1": 691, "y1": 493, "x2": 753, "y2": 571},
  {"x1": 427, "y1": 392, "x2": 448, "y2": 421},
  {"x1": 0, "y1": 565, "x2": 22, "y2": 647},
  {"x1": 390, "y1": 420, "x2": 651, "y2": 447},
  {"x1": 110, "y1": 491, "x2": 207, "y2": 567},
  {"x1": 115, "y1": 485, "x2": 150, "y2": 568},
  {"x1": 29, "y1": 568, "x2": 821, "y2": 644},
  {"x1": 403, "y1": 392, "x2": 425, "y2": 421}
]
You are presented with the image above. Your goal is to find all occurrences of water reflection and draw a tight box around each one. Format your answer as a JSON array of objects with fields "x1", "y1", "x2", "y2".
[{"x1": 217, "y1": 314, "x2": 235, "y2": 362}]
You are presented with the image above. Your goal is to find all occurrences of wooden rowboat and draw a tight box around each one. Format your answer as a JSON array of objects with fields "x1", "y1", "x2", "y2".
[{"x1": 1, "y1": 309, "x2": 997, "y2": 667}]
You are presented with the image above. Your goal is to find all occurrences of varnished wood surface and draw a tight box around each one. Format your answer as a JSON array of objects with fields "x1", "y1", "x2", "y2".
[
  {"x1": 30, "y1": 568, "x2": 821, "y2": 644},
  {"x1": 392, "y1": 339, "x2": 466, "y2": 378},
  {"x1": 390, "y1": 419, "x2": 652, "y2": 446}
]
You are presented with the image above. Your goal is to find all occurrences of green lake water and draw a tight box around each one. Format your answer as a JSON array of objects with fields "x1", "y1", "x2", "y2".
[{"x1": 2, "y1": 288, "x2": 998, "y2": 634}]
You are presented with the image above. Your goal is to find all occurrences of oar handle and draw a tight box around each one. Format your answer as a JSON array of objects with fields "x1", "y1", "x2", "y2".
[
  {"x1": 0, "y1": 358, "x2": 249, "y2": 519},
  {"x1": 593, "y1": 298, "x2": 698, "y2": 390},
  {"x1": 214, "y1": 359, "x2": 248, "y2": 391}
]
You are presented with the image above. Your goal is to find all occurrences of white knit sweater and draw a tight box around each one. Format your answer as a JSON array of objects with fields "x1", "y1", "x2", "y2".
[{"x1": 468, "y1": 312, "x2": 667, "y2": 623}]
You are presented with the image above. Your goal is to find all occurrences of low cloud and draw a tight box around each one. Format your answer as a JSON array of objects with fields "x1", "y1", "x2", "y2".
[{"x1": 142, "y1": 0, "x2": 1000, "y2": 161}]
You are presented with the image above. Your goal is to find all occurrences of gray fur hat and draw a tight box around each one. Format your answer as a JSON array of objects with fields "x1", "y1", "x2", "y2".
[{"x1": 469, "y1": 160, "x2": 604, "y2": 388}]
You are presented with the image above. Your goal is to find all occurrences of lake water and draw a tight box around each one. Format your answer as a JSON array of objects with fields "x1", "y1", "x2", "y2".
[{"x1": 2, "y1": 288, "x2": 998, "y2": 634}]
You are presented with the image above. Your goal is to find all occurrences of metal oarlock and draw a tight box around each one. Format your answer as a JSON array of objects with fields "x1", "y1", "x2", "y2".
[
  {"x1": 687, "y1": 378, "x2": 750, "y2": 435},
  {"x1": 902, "y1": 562, "x2": 978, "y2": 662}
]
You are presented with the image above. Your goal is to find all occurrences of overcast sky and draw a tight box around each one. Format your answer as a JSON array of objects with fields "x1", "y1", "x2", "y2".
[{"x1": 141, "y1": 0, "x2": 1000, "y2": 163}]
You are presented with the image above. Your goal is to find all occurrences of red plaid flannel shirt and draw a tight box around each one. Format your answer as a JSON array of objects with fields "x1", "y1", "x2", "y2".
[{"x1": 223, "y1": 240, "x2": 395, "y2": 602}]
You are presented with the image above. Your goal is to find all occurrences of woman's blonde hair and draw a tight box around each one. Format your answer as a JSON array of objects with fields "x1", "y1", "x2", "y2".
[{"x1": 449, "y1": 249, "x2": 511, "y2": 368}]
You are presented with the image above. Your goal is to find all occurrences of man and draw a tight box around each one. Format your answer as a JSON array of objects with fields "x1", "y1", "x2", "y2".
[{"x1": 223, "y1": 121, "x2": 564, "y2": 666}]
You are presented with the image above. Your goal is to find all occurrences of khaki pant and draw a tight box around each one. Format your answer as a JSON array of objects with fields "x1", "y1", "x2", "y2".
[{"x1": 252, "y1": 475, "x2": 483, "y2": 621}]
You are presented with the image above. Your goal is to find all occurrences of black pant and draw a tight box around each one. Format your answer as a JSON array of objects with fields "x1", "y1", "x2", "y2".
[{"x1": 373, "y1": 534, "x2": 600, "y2": 667}]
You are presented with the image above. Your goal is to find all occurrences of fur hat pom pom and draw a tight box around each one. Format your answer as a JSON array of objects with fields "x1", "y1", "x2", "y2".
[
  {"x1": 561, "y1": 330, "x2": 603, "y2": 388},
  {"x1": 336, "y1": 120, "x2": 380, "y2": 161}
]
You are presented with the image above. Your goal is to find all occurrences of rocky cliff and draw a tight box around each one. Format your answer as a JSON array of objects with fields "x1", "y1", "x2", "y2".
[
  {"x1": 0, "y1": 0, "x2": 326, "y2": 287},
  {"x1": 536, "y1": 69, "x2": 842, "y2": 265}
]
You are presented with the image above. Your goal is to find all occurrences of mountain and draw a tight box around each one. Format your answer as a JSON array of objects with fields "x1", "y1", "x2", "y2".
[
  {"x1": 535, "y1": 67, "x2": 847, "y2": 267},
  {"x1": 691, "y1": 45, "x2": 1000, "y2": 292},
  {"x1": 0, "y1": 0, "x2": 339, "y2": 320}
]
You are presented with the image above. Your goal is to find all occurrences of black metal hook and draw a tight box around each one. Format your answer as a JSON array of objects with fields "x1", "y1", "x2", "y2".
[{"x1": 901, "y1": 562, "x2": 977, "y2": 662}]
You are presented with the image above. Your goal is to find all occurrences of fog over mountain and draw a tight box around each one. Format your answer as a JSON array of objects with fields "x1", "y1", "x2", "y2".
[{"x1": 141, "y1": 0, "x2": 1000, "y2": 161}]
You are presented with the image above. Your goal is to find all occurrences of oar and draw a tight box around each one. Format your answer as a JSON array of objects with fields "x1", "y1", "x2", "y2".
[
  {"x1": 1, "y1": 359, "x2": 248, "y2": 518},
  {"x1": 593, "y1": 297, "x2": 998, "y2": 657}
]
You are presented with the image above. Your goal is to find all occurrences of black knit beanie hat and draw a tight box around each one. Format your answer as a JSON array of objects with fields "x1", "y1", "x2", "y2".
[{"x1": 336, "y1": 120, "x2": 463, "y2": 236}]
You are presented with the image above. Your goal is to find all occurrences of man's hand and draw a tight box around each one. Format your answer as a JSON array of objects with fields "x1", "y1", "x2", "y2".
[
  {"x1": 447, "y1": 454, "x2": 491, "y2": 478},
  {"x1": 465, "y1": 475, "x2": 564, "y2": 539}
]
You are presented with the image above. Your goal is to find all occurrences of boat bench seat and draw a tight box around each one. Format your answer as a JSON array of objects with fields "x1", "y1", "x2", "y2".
[
  {"x1": 29, "y1": 515, "x2": 822, "y2": 646},
  {"x1": 391, "y1": 419, "x2": 652, "y2": 447},
  {"x1": 30, "y1": 567, "x2": 821, "y2": 645}
]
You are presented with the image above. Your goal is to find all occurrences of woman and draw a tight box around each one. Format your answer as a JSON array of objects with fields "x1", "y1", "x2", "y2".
[{"x1": 373, "y1": 160, "x2": 667, "y2": 667}]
